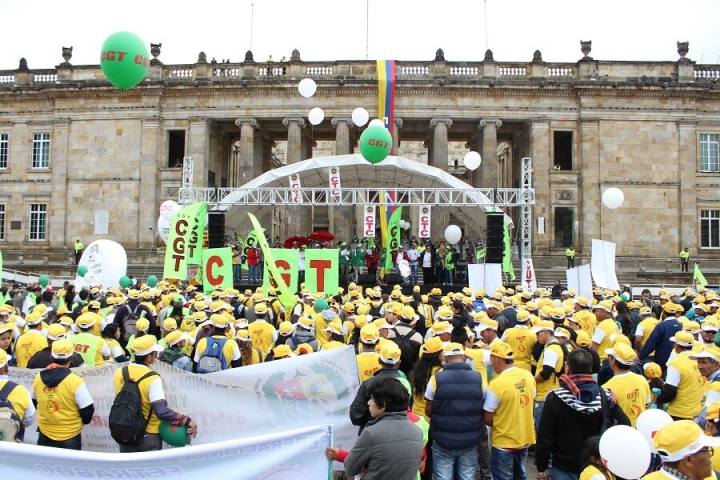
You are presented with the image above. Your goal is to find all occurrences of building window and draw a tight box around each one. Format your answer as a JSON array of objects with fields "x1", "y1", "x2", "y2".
[
  {"x1": 167, "y1": 130, "x2": 186, "y2": 168},
  {"x1": 0, "y1": 134, "x2": 8, "y2": 169},
  {"x1": 29, "y1": 204, "x2": 47, "y2": 240},
  {"x1": 32, "y1": 133, "x2": 50, "y2": 169},
  {"x1": 553, "y1": 131, "x2": 573, "y2": 170},
  {"x1": 208, "y1": 170, "x2": 216, "y2": 187},
  {"x1": 0, "y1": 205, "x2": 5, "y2": 240},
  {"x1": 554, "y1": 207, "x2": 574, "y2": 248},
  {"x1": 700, "y1": 134, "x2": 720, "y2": 172},
  {"x1": 701, "y1": 209, "x2": 720, "y2": 248}
]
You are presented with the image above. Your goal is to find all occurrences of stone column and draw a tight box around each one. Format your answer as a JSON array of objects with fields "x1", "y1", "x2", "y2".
[
  {"x1": 234, "y1": 117, "x2": 257, "y2": 187},
  {"x1": 283, "y1": 117, "x2": 311, "y2": 236},
  {"x1": 332, "y1": 118, "x2": 353, "y2": 242},
  {"x1": 187, "y1": 118, "x2": 209, "y2": 187},
  {"x1": 578, "y1": 120, "x2": 600, "y2": 250},
  {"x1": 49, "y1": 119, "x2": 70, "y2": 248},
  {"x1": 678, "y1": 121, "x2": 697, "y2": 251},
  {"x1": 137, "y1": 117, "x2": 161, "y2": 247},
  {"x1": 479, "y1": 119, "x2": 502, "y2": 189},
  {"x1": 392, "y1": 118, "x2": 403, "y2": 155},
  {"x1": 530, "y1": 121, "x2": 550, "y2": 251},
  {"x1": 467, "y1": 133, "x2": 484, "y2": 188},
  {"x1": 256, "y1": 135, "x2": 275, "y2": 229},
  {"x1": 429, "y1": 119, "x2": 452, "y2": 241}
]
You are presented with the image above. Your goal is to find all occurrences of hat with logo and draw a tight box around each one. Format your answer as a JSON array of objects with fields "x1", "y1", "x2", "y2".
[
  {"x1": 653, "y1": 420, "x2": 720, "y2": 462},
  {"x1": 669, "y1": 331, "x2": 695, "y2": 347},
  {"x1": 379, "y1": 342, "x2": 402, "y2": 365},
  {"x1": 360, "y1": 324, "x2": 380, "y2": 344},
  {"x1": 490, "y1": 341, "x2": 513, "y2": 360},
  {"x1": 385, "y1": 302, "x2": 403, "y2": 315},
  {"x1": 605, "y1": 343, "x2": 637, "y2": 366},
  {"x1": 575, "y1": 330, "x2": 592, "y2": 347},
  {"x1": 703, "y1": 320, "x2": 720, "y2": 332},
  {"x1": 46, "y1": 323, "x2": 68, "y2": 341},
  {"x1": 51, "y1": 339, "x2": 75, "y2": 360},
  {"x1": 423, "y1": 337, "x2": 444, "y2": 355},
  {"x1": 443, "y1": 342, "x2": 465, "y2": 357}
]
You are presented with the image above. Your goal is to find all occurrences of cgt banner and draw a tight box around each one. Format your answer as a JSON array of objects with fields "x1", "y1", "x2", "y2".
[
  {"x1": 264, "y1": 248, "x2": 299, "y2": 294},
  {"x1": 0, "y1": 424, "x2": 331, "y2": 478},
  {"x1": 9, "y1": 347, "x2": 360, "y2": 454},
  {"x1": 201, "y1": 247, "x2": 234, "y2": 294},
  {"x1": 304, "y1": 249, "x2": 339, "y2": 295}
]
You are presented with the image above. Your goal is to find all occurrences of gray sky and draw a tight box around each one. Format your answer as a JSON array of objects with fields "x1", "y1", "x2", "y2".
[{"x1": 1, "y1": 0, "x2": 718, "y2": 69}]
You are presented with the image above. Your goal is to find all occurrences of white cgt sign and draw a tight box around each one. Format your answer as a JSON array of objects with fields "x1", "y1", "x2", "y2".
[
  {"x1": 363, "y1": 205, "x2": 376, "y2": 237},
  {"x1": 418, "y1": 206, "x2": 431, "y2": 238},
  {"x1": 289, "y1": 174, "x2": 302, "y2": 203},
  {"x1": 328, "y1": 167, "x2": 341, "y2": 198}
]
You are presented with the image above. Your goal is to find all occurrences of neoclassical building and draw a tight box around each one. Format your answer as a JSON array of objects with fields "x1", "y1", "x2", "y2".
[{"x1": 0, "y1": 41, "x2": 719, "y2": 264}]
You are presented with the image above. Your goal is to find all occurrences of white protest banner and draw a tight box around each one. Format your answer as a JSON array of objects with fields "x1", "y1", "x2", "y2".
[
  {"x1": 418, "y1": 206, "x2": 431, "y2": 238},
  {"x1": 0, "y1": 424, "x2": 331, "y2": 478},
  {"x1": 567, "y1": 264, "x2": 594, "y2": 300},
  {"x1": 363, "y1": 205, "x2": 376, "y2": 237},
  {"x1": 468, "y1": 263, "x2": 503, "y2": 295},
  {"x1": 329, "y1": 166, "x2": 341, "y2": 198},
  {"x1": 521, "y1": 258, "x2": 537, "y2": 292},
  {"x1": 289, "y1": 173, "x2": 302, "y2": 203},
  {"x1": 591, "y1": 239, "x2": 620, "y2": 290}
]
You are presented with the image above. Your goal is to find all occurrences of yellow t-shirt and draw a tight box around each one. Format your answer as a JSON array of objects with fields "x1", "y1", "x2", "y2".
[
  {"x1": 603, "y1": 371, "x2": 651, "y2": 427},
  {"x1": 464, "y1": 347, "x2": 490, "y2": 389},
  {"x1": 248, "y1": 321, "x2": 276, "y2": 358},
  {"x1": 580, "y1": 464, "x2": 615, "y2": 480},
  {"x1": 536, "y1": 343, "x2": 564, "y2": 401},
  {"x1": 0, "y1": 379, "x2": 31, "y2": 425},
  {"x1": 485, "y1": 366, "x2": 536, "y2": 448},
  {"x1": 15, "y1": 330, "x2": 47, "y2": 368},
  {"x1": 412, "y1": 365, "x2": 442, "y2": 423},
  {"x1": 357, "y1": 351, "x2": 381, "y2": 383},
  {"x1": 32, "y1": 370, "x2": 90, "y2": 441},
  {"x1": 321, "y1": 340, "x2": 346, "y2": 351},
  {"x1": 635, "y1": 318, "x2": 659, "y2": 350},
  {"x1": 113, "y1": 364, "x2": 163, "y2": 434},
  {"x1": 666, "y1": 351, "x2": 707, "y2": 419},
  {"x1": 502, "y1": 326, "x2": 536, "y2": 371},
  {"x1": 313, "y1": 313, "x2": 329, "y2": 346},
  {"x1": 593, "y1": 319, "x2": 619, "y2": 361}
]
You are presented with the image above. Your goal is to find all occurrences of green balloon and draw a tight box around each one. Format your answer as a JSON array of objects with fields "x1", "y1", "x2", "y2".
[
  {"x1": 359, "y1": 125, "x2": 393, "y2": 164},
  {"x1": 77, "y1": 266, "x2": 88, "y2": 277},
  {"x1": 147, "y1": 275, "x2": 158, "y2": 287},
  {"x1": 100, "y1": 31, "x2": 149, "y2": 90},
  {"x1": 620, "y1": 292, "x2": 629, "y2": 302},
  {"x1": 119, "y1": 276, "x2": 133, "y2": 289},
  {"x1": 38, "y1": 275, "x2": 49, "y2": 288},
  {"x1": 159, "y1": 421, "x2": 188, "y2": 447}
]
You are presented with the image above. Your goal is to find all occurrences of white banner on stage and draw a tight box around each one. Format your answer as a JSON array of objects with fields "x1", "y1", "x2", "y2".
[
  {"x1": 329, "y1": 166, "x2": 341, "y2": 198},
  {"x1": 0, "y1": 424, "x2": 331, "y2": 478},
  {"x1": 9, "y1": 346, "x2": 360, "y2": 454},
  {"x1": 567, "y1": 264, "x2": 594, "y2": 300},
  {"x1": 521, "y1": 258, "x2": 537, "y2": 292},
  {"x1": 591, "y1": 239, "x2": 620, "y2": 290},
  {"x1": 289, "y1": 173, "x2": 302, "y2": 203},
  {"x1": 363, "y1": 205, "x2": 376, "y2": 237},
  {"x1": 418, "y1": 206, "x2": 431, "y2": 238},
  {"x1": 468, "y1": 263, "x2": 503, "y2": 295}
]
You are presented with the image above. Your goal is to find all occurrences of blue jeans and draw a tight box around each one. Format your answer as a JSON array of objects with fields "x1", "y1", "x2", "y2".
[
  {"x1": 410, "y1": 264, "x2": 418, "y2": 284},
  {"x1": 551, "y1": 467, "x2": 579, "y2": 480},
  {"x1": 233, "y1": 264, "x2": 242, "y2": 283},
  {"x1": 446, "y1": 268, "x2": 454, "y2": 284},
  {"x1": 491, "y1": 447, "x2": 528, "y2": 480},
  {"x1": 432, "y1": 443, "x2": 477, "y2": 480},
  {"x1": 534, "y1": 401, "x2": 545, "y2": 432},
  {"x1": 248, "y1": 265, "x2": 259, "y2": 283},
  {"x1": 38, "y1": 432, "x2": 82, "y2": 450}
]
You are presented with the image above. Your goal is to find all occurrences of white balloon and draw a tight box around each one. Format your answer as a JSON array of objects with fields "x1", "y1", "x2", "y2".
[
  {"x1": 636, "y1": 409, "x2": 673, "y2": 453},
  {"x1": 298, "y1": 78, "x2": 317, "y2": 98},
  {"x1": 602, "y1": 187, "x2": 625, "y2": 209},
  {"x1": 403, "y1": 222, "x2": 411, "y2": 231},
  {"x1": 159, "y1": 200, "x2": 180, "y2": 221},
  {"x1": 157, "y1": 216, "x2": 171, "y2": 244},
  {"x1": 400, "y1": 265, "x2": 411, "y2": 278},
  {"x1": 399, "y1": 220, "x2": 407, "y2": 229},
  {"x1": 400, "y1": 259, "x2": 409, "y2": 268},
  {"x1": 368, "y1": 119, "x2": 385, "y2": 128},
  {"x1": 308, "y1": 107, "x2": 324, "y2": 126},
  {"x1": 444, "y1": 225, "x2": 462, "y2": 245},
  {"x1": 599, "y1": 425, "x2": 651, "y2": 479},
  {"x1": 352, "y1": 108, "x2": 369, "y2": 127},
  {"x1": 464, "y1": 151, "x2": 482, "y2": 171},
  {"x1": 74, "y1": 240, "x2": 128, "y2": 290}
]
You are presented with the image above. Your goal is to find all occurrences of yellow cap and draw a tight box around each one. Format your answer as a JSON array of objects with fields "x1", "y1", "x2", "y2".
[
  {"x1": 298, "y1": 316, "x2": 314, "y2": 330},
  {"x1": 278, "y1": 321, "x2": 293, "y2": 335},
  {"x1": 51, "y1": 339, "x2": 74, "y2": 360},
  {"x1": 0, "y1": 349, "x2": 7, "y2": 369},
  {"x1": 575, "y1": 330, "x2": 592, "y2": 347},
  {"x1": 235, "y1": 329, "x2": 251, "y2": 342},
  {"x1": 324, "y1": 320, "x2": 344, "y2": 335},
  {"x1": 385, "y1": 302, "x2": 403, "y2": 315},
  {"x1": 46, "y1": 324, "x2": 68, "y2": 341},
  {"x1": 379, "y1": 342, "x2": 402, "y2": 365},
  {"x1": 165, "y1": 330, "x2": 190, "y2": 347},
  {"x1": 443, "y1": 342, "x2": 465, "y2": 356},
  {"x1": 476, "y1": 319, "x2": 499, "y2": 332},
  {"x1": 25, "y1": 312, "x2": 43, "y2": 326},
  {"x1": 210, "y1": 314, "x2": 230, "y2": 328},
  {"x1": 75, "y1": 313, "x2": 97, "y2": 329},
  {"x1": 162, "y1": 318, "x2": 178, "y2": 332},
  {"x1": 653, "y1": 420, "x2": 720, "y2": 462},
  {"x1": 643, "y1": 362, "x2": 663, "y2": 379},
  {"x1": 423, "y1": 337, "x2": 444, "y2": 355},
  {"x1": 273, "y1": 344, "x2": 293, "y2": 359},
  {"x1": 360, "y1": 324, "x2": 380, "y2": 344},
  {"x1": 131, "y1": 336, "x2": 164, "y2": 356},
  {"x1": 254, "y1": 302, "x2": 268, "y2": 315},
  {"x1": 490, "y1": 341, "x2": 514, "y2": 360},
  {"x1": 135, "y1": 318, "x2": 150, "y2": 333},
  {"x1": 670, "y1": 331, "x2": 695, "y2": 347},
  {"x1": 531, "y1": 320, "x2": 555, "y2": 334},
  {"x1": 431, "y1": 321, "x2": 453, "y2": 335},
  {"x1": 683, "y1": 321, "x2": 701, "y2": 334},
  {"x1": 605, "y1": 343, "x2": 637, "y2": 366}
]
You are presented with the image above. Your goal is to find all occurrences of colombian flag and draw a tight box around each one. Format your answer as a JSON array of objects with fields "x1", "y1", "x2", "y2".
[{"x1": 376, "y1": 60, "x2": 396, "y2": 154}]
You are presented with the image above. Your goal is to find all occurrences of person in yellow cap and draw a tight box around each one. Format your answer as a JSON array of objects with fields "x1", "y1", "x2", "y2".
[
  {"x1": 501, "y1": 311, "x2": 536, "y2": 371},
  {"x1": 13, "y1": 312, "x2": 48, "y2": 368},
  {"x1": 0, "y1": 348, "x2": 36, "y2": 441},
  {"x1": 114, "y1": 335, "x2": 197, "y2": 451},
  {"x1": 357, "y1": 324, "x2": 381, "y2": 383},
  {"x1": 483, "y1": 341, "x2": 536, "y2": 480},
  {"x1": 642, "y1": 420, "x2": 718, "y2": 480},
  {"x1": 193, "y1": 314, "x2": 241, "y2": 372},
  {"x1": 689, "y1": 348, "x2": 720, "y2": 430},
  {"x1": 321, "y1": 320, "x2": 347, "y2": 351},
  {"x1": 28, "y1": 324, "x2": 85, "y2": 369},
  {"x1": 235, "y1": 330, "x2": 262, "y2": 366},
  {"x1": 640, "y1": 302, "x2": 686, "y2": 370},
  {"x1": 160, "y1": 331, "x2": 192, "y2": 372},
  {"x1": 287, "y1": 316, "x2": 318, "y2": 352},
  {"x1": 71, "y1": 314, "x2": 114, "y2": 367},
  {"x1": 31, "y1": 339, "x2": 94, "y2": 450},
  {"x1": 590, "y1": 300, "x2": 618, "y2": 361},
  {"x1": 271, "y1": 344, "x2": 294, "y2": 360},
  {"x1": 532, "y1": 320, "x2": 566, "y2": 432},
  {"x1": 247, "y1": 302, "x2": 278, "y2": 359},
  {"x1": 603, "y1": 343, "x2": 651, "y2": 427}
]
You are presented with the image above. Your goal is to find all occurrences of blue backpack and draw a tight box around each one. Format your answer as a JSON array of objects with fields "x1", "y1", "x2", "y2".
[{"x1": 197, "y1": 337, "x2": 229, "y2": 373}]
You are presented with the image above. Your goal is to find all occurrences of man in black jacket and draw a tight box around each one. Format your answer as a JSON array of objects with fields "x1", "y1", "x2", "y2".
[{"x1": 535, "y1": 348, "x2": 630, "y2": 480}]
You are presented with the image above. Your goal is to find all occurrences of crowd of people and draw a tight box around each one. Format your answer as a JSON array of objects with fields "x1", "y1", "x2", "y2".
[{"x1": 1, "y1": 276, "x2": 720, "y2": 480}]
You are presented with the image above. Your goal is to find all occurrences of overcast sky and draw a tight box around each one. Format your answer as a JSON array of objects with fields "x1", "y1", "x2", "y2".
[{"x1": 1, "y1": 0, "x2": 718, "y2": 69}]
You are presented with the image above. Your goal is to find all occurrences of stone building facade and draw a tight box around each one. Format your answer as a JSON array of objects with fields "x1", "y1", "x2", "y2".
[{"x1": 0, "y1": 42, "x2": 719, "y2": 262}]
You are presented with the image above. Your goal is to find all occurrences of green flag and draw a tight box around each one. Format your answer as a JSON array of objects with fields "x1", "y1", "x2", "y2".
[
  {"x1": 502, "y1": 220, "x2": 515, "y2": 281},
  {"x1": 384, "y1": 207, "x2": 403, "y2": 270},
  {"x1": 476, "y1": 247, "x2": 486, "y2": 261},
  {"x1": 694, "y1": 263, "x2": 708, "y2": 290},
  {"x1": 305, "y1": 249, "x2": 339, "y2": 296},
  {"x1": 263, "y1": 248, "x2": 299, "y2": 295},
  {"x1": 247, "y1": 213, "x2": 295, "y2": 309},
  {"x1": 241, "y1": 228, "x2": 264, "y2": 271},
  {"x1": 163, "y1": 202, "x2": 207, "y2": 279},
  {"x1": 201, "y1": 247, "x2": 234, "y2": 294}
]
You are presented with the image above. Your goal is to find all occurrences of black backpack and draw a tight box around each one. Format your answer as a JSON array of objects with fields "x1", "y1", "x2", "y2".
[
  {"x1": 109, "y1": 367, "x2": 159, "y2": 446},
  {"x1": 391, "y1": 328, "x2": 419, "y2": 375},
  {"x1": 122, "y1": 305, "x2": 142, "y2": 343}
]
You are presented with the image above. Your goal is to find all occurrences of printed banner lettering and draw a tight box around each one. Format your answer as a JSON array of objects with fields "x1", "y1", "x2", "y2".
[
  {"x1": 163, "y1": 202, "x2": 207, "y2": 279},
  {"x1": 363, "y1": 205, "x2": 376, "y2": 238},
  {"x1": 521, "y1": 258, "x2": 537, "y2": 292},
  {"x1": 329, "y1": 166, "x2": 341, "y2": 198},
  {"x1": 385, "y1": 206, "x2": 403, "y2": 270},
  {"x1": 289, "y1": 173, "x2": 302, "y2": 204},
  {"x1": 304, "y1": 249, "x2": 339, "y2": 295},
  {"x1": 418, "y1": 206, "x2": 431, "y2": 238},
  {"x1": 263, "y1": 248, "x2": 299, "y2": 294},
  {"x1": 201, "y1": 247, "x2": 233, "y2": 294}
]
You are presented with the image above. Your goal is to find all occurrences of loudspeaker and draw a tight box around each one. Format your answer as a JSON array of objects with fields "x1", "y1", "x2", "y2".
[
  {"x1": 486, "y1": 213, "x2": 505, "y2": 264},
  {"x1": 384, "y1": 273, "x2": 402, "y2": 285},
  {"x1": 208, "y1": 211, "x2": 225, "y2": 248},
  {"x1": 359, "y1": 273, "x2": 376, "y2": 285},
  {"x1": 339, "y1": 273, "x2": 350, "y2": 285}
]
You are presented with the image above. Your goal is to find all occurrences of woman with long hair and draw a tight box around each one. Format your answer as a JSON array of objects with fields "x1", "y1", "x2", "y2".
[
  {"x1": 579, "y1": 436, "x2": 616, "y2": 480},
  {"x1": 235, "y1": 330, "x2": 261, "y2": 366},
  {"x1": 614, "y1": 301, "x2": 634, "y2": 337},
  {"x1": 101, "y1": 323, "x2": 128, "y2": 363},
  {"x1": 63, "y1": 285, "x2": 76, "y2": 311}
]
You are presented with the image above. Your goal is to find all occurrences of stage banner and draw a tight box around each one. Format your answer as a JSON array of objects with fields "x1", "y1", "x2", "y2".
[
  {"x1": 289, "y1": 173, "x2": 302, "y2": 203},
  {"x1": 591, "y1": 239, "x2": 620, "y2": 290},
  {"x1": 567, "y1": 264, "x2": 593, "y2": 300},
  {"x1": 163, "y1": 202, "x2": 207, "y2": 279},
  {"x1": 521, "y1": 258, "x2": 537, "y2": 292},
  {"x1": 241, "y1": 227, "x2": 264, "y2": 271},
  {"x1": 363, "y1": 205, "x2": 376, "y2": 238},
  {"x1": 384, "y1": 206, "x2": 403, "y2": 270},
  {"x1": 0, "y1": 424, "x2": 331, "y2": 478},
  {"x1": 248, "y1": 213, "x2": 295, "y2": 309},
  {"x1": 201, "y1": 247, "x2": 233, "y2": 294},
  {"x1": 468, "y1": 264, "x2": 503, "y2": 296},
  {"x1": 329, "y1": 166, "x2": 341, "y2": 198},
  {"x1": 263, "y1": 248, "x2": 299, "y2": 294},
  {"x1": 418, "y1": 206, "x2": 431, "y2": 238},
  {"x1": 305, "y1": 249, "x2": 339, "y2": 295}
]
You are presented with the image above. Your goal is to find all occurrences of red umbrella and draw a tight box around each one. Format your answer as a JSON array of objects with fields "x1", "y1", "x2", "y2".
[
  {"x1": 283, "y1": 236, "x2": 310, "y2": 248},
  {"x1": 308, "y1": 230, "x2": 335, "y2": 242}
]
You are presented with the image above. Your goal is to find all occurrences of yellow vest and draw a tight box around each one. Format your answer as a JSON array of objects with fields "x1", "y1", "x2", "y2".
[
  {"x1": 487, "y1": 366, "x2": 536, "y2": 448},
  {"x1": 0, "y1": 379, "x2": 31, "y2": 424},
  {"x1": 15, "y1": 330, "x2": 47, "y2": 368},
  {"x1": 595, "y1": 319, "x2": 619, "y2": 360},
  {"x1": 503, "y1": 326, "x2": 536, "y2": 371},
  {"x1": 356, "y1": 351, "x2": 381, "y2": 383},
  {"x1": 412, "y1": 365, "x2": 442, "y2": 423},
  {"x1": 536, "y1": 342, "x2": 564, "y2": 401},
  {"x1": 32, "y1": 370, "x2": 87, "y2": 441},
  {"x1": 603, "y1": 372, "x2": 651, "y2": 427},
  {"x1": 667, "y1": 352, "x2": 707, "y2": 419},
  {"x1": 313, "y1": 313, "x2": 329, "y2": 345},
  {"x1": 71, "y1": 332, "x2": 104, "y2": 367},
  {"x1": 247, "y1": 322, "x2": 276, "y2": 358},
  {"x1": 113, "y1": 364, "x2": 162, "y2": 434}
]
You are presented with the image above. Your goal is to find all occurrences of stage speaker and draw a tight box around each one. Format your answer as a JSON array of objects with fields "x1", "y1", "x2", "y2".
[
  {"x1": 208, "y1": 211, "x2": 225, "y2": 248},
  {"x1": 359, "y1": 273, "x2": 376, "y2": 286},
  {"x1": 486, "y1": 213, "x2": 505, "y2": 264},
  {"x1": 384, "y1": 273, "x2": 402, "y2": 285},
  {"x1": 339, "y1": 273, "x2": 350, "y2": 285}
]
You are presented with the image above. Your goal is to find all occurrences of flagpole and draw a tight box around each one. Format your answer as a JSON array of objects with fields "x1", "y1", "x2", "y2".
[
  {"x1": 249, "y1": 3, "x2": 255, "y2": 51},
  {"x1": 484, "y1": 0, "x2": 489, "y2": 52},
  {"x1": 365, "y1": 0, "x2": 369, "y2": 60}
]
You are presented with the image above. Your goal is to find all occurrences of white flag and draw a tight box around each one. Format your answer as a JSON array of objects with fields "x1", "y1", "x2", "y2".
[
  {"x1": 521, "y1": 258, "x2": 537, "y2": 292},
  {"x1": 591, "y1": 239, "x2": 620, "y2": 290},
  {"x1": 363, "y1": 205, "x2": 376, "y2": 237},
  {"x1": 418, "y1": 206, "x2": 431, "y2": 238},
  {"x1": 468, "y1": 264, "x2": 503, "y2": 295},
  {"x1": 289, "y1": 173, "x2": 302, "y2": 203},
  {"x1": 567, "y1": 264, "x2": 594, "y2": 300},
  {"x1": 328, "y1": 166, "x2": 341, "y2": 198}
]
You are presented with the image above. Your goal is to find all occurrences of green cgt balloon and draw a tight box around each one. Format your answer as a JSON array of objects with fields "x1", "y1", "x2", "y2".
[
  {"x1": 119, "y1": 276, "x2": 133, "y2": 289},
  {"x1": 77, "y1": 265, "x2": 88, "y2": 277},
  {"x1": 359, "y1": 125, "x2": 393, "y2": 164},
  {"x1": 147, "y1": 275, "x2": 158, "y2": 287},
  {"x1": 38, "y1": 275, "x2": 49, "y2": 288},
  {"x1": 100, "y1": 31, "x2": 150, "y2": 90}
]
